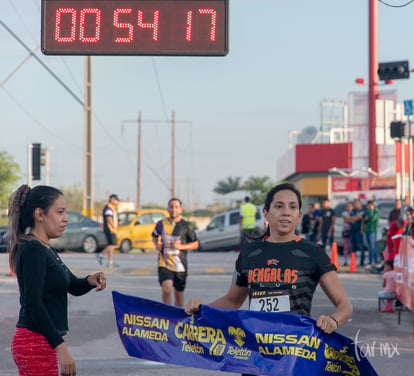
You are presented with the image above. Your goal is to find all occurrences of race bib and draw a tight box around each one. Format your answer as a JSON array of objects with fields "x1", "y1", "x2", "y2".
[
  {"x1": 163, "y1": 235, "x2": 181, "y2": 255},
  {"x1": 249, "y1": 291, "x2": 291, "y2": 313},
  {"x1": 166, "y1": 248, "x2": 180, "y2": 255}
]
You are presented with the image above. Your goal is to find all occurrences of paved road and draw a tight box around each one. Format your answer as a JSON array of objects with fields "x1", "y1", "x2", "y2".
[{"x1": 0, "y1": 251, "x2": 413, "y2": 375}]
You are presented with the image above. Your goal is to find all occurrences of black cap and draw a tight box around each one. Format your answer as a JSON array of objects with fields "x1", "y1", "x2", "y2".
[{"x1": 109, "y1": 194, "x2": 119, "y2": 201}]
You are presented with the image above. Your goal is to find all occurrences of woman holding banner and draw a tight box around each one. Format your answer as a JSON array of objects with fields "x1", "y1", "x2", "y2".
[
  {"x1": 8, "y1": 185, "x2": 107, "y2": 376},
  {"x1": 185, "y1": 183, "x2": 353, "y2": 376}
]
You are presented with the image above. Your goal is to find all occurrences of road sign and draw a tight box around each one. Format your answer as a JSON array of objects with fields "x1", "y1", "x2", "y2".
[
  {"x1": 404, "y1": 99, "x2": 413, "y2": 116},
  {"x1": 41, "y1": 0, "x2": 229, "y2": 56}
]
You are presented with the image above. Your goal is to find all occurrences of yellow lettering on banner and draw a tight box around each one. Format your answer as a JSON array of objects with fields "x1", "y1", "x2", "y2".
[
  {"x1": 121, "y1": 326, "x2": 168, "y2": 342},
  {"x1": 255, "y1": 333, "x2": 320, "y2": 350},
  {"x1": 175, "y1": 322, "x2": 226, "y2": 348},
  {"x1": 123, "y1": 314, "x2": 169, "y2": 330},
  {"x1": 324, "y1": 344, "x2": 360, "y2": 376},
  {"x1": 181, "y1": 341, "x2": 204, "y2": 354},
  {"x1": 258, "y1": 346, "x2": 317, "y2": 361},
  {"x1": 325, "y1": 361, "x2": 342, "y2": 373},
  {"x1": 226, "y1": 346, "x2": 252, "y2": 360}
]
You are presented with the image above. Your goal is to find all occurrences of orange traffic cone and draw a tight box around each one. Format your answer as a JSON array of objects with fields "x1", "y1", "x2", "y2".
[
  {"x1": 349, "y1": 252, "x2": 357, "y2": 273},
  {"x1": 330, "y1": 242, "x2": 339, "y2": 271}
]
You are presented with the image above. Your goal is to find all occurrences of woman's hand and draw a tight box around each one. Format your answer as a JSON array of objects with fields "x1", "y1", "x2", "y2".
[
  {"x1": 56, "y1": 343, "x2": 76, "y2": 376},
  {"x1": 184, "y1": 298, "x2": 202, "y2": 315},
  {"x1": 316, "y1": 314, "x2": 338, "y2": 334},
  {"x1": 87, "y1": 272, "x2": 106, "y2": 291}
]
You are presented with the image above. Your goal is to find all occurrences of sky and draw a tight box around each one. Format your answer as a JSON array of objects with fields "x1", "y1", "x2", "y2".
[{"x1": 1, "y1": 0, "x2": 414, "y2": 210}]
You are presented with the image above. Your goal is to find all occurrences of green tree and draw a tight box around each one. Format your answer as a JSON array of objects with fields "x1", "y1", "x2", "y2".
[
  {"x1": 60, "y1": 184, "x2": 83, "y2": 212},
  {"x1": 213, "y1": 176, "x2": 242, "y2": 194},
  {"x1": 244, "y1": 176, "x2": 276, "y2": 205},
  {"x1": 0, "y1": 150, "x2": 21, "y2": 221},
  {"x1": 59, "y1": 185, "x2": 107, "y2": 218}
]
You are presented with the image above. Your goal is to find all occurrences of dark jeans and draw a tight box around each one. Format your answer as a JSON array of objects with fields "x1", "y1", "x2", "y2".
[
  {"x1": 320, "y1": 230, "x2": 334, "y2": 250},
  {"x1": 350, "y1": 231, "x2": 365, "y2": 265}
]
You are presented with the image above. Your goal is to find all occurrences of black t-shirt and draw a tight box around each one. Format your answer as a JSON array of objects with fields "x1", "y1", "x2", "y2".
[
  {"x1": 15, "y1": 240, "x2": 93, "y2": 348},
  {"x1": 234, "y1": 238, "x2": 336, "y2": 315},
  {"x1": 320, "y1": 208, "x2": 336, "y2": 232},
  {"x1": 301, "y1": 213, "x2": 311, "y2": 234}
]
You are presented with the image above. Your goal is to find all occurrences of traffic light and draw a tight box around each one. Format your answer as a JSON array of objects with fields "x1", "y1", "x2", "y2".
[
  {"x1": 378, "y1": 60, "x2": 410, "y2": 81},
  {"x1": 32, "y1": 143, "x2": 41, "y2": 180},
  {"x1": 390, "y1": 121, "x2": 406, "y2": 139}
]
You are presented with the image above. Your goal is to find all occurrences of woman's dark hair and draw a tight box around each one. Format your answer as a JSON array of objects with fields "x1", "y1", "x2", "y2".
[
  {"x1": 257, "y1": 183, "x2": 302, "y2": 239},
  {"x1": 8, "y1": 185, "x2": 63, "y2": 272},
  {"x1": 264, "y1": 183, "x2": 302, "y2": 211},
  {"x1": 384, "y1": 260, "x2": 394, "y2": 269}
]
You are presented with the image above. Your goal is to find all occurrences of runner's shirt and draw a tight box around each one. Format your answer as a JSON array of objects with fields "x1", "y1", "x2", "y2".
[
  {"x1": 102, "y1": 203, "x2": 118, "y2": 234},
  {"x1": 233, "y1": 238, "x2": 336, "y2": 315},
  {"x1": 152, "y1": 218, "x2": 197, "y2": 273}
]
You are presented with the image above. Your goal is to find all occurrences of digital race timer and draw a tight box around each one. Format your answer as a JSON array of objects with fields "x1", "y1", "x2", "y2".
[{"x1": 41, "y1": 0, "x2": 229, "y2": 56}]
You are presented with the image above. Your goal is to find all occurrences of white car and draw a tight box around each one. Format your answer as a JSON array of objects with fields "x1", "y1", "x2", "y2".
[{"x1": 196, "y1": 205, "x2": 266, "y2": 252}]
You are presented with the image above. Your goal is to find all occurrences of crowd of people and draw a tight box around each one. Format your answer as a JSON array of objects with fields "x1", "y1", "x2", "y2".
[
  {"x1": 301, "y1": 196, "x2": 412, "y2": 265},
  {"x1": 301, "y1": 195, "x2": 413, "y2": 314}
]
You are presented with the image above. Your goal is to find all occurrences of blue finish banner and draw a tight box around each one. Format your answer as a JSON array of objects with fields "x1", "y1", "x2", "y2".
[{"x1": 112, "y1": 291, "x2": 377, "y2": 375}]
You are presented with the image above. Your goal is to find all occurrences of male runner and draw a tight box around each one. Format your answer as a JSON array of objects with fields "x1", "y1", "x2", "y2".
[{"x1": 152, "y1": 198, "x2": 198, "y2": 307}]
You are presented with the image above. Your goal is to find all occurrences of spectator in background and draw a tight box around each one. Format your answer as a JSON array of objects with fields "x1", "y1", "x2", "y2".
[
  {"x1": 377, "y1": 260, "x2": 397, "y2": 312},
  {"x1": 97, "y1": 194, "x2": 120, "y2": 267},
  {"x1": 301, "y1": 203, "x2": 313, "y2": 240},
  {"x1": 342, "y1": 202, "x2": 353, "y2": 266},
  {"x1": 348, "y1": 199, "x2": 366, "y2": 266},
  {"x1": 403, "y1": 207, "x2": 414, "y2": 236},
  {"x1": 388, "y1": 199, "x2": 402, "y2": 224},
  {"x1": 239, "y1": 196, "x2": 258, "y2": 247},
  {"x1": 402, "y1": 196, "x2": 413, "y2": 220},
  {"x1": 364, "y1": 200, "x2": 380, "y2": 267},
  {"x1": 309, "y1": 201, "x2": 321, "y2": 243},
  {"x1": 318, "y1": 199, "x2": 336, "y2": 251},
  {"x1": 386, "y1": 217, "x2": 406, "y2": 261}
]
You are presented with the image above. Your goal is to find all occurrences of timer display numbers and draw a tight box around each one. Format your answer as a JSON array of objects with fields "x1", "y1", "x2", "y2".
[{"x1": 41, "y1": 0, "x2": 229, "y2": 55}]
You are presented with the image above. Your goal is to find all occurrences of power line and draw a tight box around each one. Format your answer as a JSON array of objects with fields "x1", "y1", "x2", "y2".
[
  {"x1": 0, "y1": 19, "x2": 84, "y2": 106},
  {"x1": 151, "y1": 58, "x2": 169, "y2": 120},
  {"x1": 378, "y1": 0, "x2": 414, "y2": 7},
  {"x1": 1, "y1": 87, "x2": 82, "y2": 150}
]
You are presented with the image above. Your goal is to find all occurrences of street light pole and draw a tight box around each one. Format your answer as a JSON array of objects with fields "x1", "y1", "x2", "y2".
[{"x1": 368, "y1": 0, "x2": 379, "y2": 173}]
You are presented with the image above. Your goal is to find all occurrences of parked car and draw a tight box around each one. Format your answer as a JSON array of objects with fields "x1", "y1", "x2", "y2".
[
  {"x1": 0, "y1": 226, "x2": 7, "y2": 252},
  {"x1": 50, "y1": 210, "x2": 107, "y2": 253},
  {"x1": 196, "y1": 205, "x2": 266, "y2": 252},
  {"x1": 117, "y1": 209, "x2": 169, "y2": 253},
  {"x1": 333, "y1": 200, "x2": 394, "y2": 250}
]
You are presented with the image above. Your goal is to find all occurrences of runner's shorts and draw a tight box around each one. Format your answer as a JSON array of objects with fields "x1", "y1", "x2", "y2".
[{"x1": 158, "y1": 267, "x2": 187, "y2": 291}]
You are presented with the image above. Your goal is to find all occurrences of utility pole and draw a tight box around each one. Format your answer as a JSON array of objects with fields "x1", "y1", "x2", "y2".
[
  {"x1": 122, "y1": 112, "x2": 191, "y2": 206},
  {"x1": 172, "y1": 111, "x2": 176, "y2": 197},
  {"x1": 137, "y1": 112, "x2": 142, "y2": 209},
  {"x1": 83, "y1": 56, "x2": 93, "y2": 217}
]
